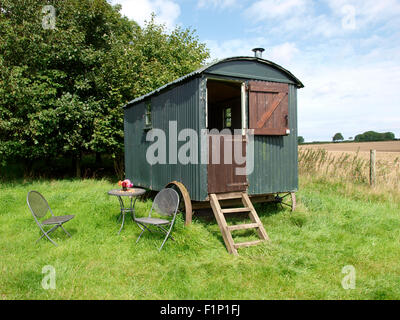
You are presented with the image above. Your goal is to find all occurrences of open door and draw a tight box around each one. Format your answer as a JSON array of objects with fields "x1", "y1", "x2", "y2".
[{"x1": 206, "y1": 79, "x2": 247, "y2": 194}]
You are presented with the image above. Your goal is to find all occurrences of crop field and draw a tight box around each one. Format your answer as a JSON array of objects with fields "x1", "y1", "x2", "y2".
[
  {"x1": 300, "y1": 141, "x2": 400, "y2": 153},
  {"x1": 299, "y1": 141, "x2": 400, "y2": 189}
]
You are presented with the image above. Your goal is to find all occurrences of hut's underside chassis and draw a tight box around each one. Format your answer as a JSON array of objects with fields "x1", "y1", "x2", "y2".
[
  {"x1": 165, "y1": 181, "x2": 296, "y2": 226},
  {"x1": 190, "y1": 192, "x2": 295, "y2": 218}
]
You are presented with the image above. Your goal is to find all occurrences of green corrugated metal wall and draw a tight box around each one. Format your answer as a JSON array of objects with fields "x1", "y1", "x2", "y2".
[{"x1": 124, "y1": 77, "x2": 208, "y2": 201}]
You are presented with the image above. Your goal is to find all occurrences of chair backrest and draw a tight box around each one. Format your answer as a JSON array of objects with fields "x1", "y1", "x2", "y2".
[
  {"x1": 152, "y1": 188, "x2": 180, "y2": 217},
  {"x1": 27, "y1": 191, "x2": 52, "y2": 219}
]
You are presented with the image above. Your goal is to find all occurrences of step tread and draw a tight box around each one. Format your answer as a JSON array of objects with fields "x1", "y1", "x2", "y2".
[
  {"x1": 227, "y1": 223, "x2": 260, "y2": 231},
  {"x1": 221, "y1": 207, "x2": 251, "y2": 214},
  {"x1": 215, "y1": 192, "x2": 245, "y2": 200},
  {"x1": 234, "y1": 240, "x2": 264, "y2": 249}
]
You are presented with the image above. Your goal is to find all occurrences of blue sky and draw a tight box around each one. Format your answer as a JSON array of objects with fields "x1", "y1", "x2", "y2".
[{"x1": 110, "y1": 0, "x2": 400, "y2": 142}]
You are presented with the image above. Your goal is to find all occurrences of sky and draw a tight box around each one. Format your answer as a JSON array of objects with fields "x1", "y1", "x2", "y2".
[{"x1": 110, "y1": 0, "x2": 400, "y2": 142}]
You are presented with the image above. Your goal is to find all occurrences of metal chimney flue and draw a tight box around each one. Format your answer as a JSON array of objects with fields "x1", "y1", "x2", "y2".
[{"x1": 252, "y1": 47, "x2": 265, "y2": 58}]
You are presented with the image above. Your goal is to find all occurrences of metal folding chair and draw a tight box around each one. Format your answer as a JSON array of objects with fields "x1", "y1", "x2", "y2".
[
  {"x1": 134, "y1": 188, "x2": 180, "y2": 251},
  {"x1": 27, "y1": 191, "x2": 75, "y2": 246}
]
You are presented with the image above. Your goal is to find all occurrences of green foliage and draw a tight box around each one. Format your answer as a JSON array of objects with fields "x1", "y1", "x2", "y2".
[
  {"x1": 0, "y1": 0, "x2": 133, "y2": 167},
  {"x1": 0, "y1": 1, "x2": 210, "y2": 176},
  {"x1": 332, "y1": 132, "x2": 344, "y2": 142},
  {"x1": 354, "y1": 131, "x2": 396, "y2": 142},
  {"x1": 297, "y1": 136, "x2": 305, "y2": 144}
]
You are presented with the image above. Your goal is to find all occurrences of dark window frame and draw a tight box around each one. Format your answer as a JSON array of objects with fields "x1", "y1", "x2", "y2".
[{"x1": 144, "y1": 101, "x2": 152, "y2": 130}]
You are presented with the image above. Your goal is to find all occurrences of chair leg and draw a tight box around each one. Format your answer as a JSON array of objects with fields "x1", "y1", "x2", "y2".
[
  {"x1": 135, "y1": 223, "x2": 174, "y2": 251},
  {"x1": 136, "y1": 229, "x2": 145, "y2": 243},
  {"x1": 37, "y1": 225, "x2": 59, "y2": 246},
  {"x1": 158, "y1": 225, "x2": 175, "y2": 241},
  {"x1": 158, "y1": 223, "x2": 174, "y2": 251},
  {"x1": 60, "y1": 224, "x2": 72, "y2": 237},
  {"x1": 135, "y1": 223, "x2": 152, "y2": 243}
]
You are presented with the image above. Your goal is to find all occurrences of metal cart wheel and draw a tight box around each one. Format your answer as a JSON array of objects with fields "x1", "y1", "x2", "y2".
[{"x1": 274, "y1": 192, "x2": 296, "y2": 212}]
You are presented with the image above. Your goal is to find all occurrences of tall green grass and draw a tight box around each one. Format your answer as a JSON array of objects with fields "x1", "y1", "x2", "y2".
[{"x1": 1, "y1": 177, "x2": 399, "y2": 299}]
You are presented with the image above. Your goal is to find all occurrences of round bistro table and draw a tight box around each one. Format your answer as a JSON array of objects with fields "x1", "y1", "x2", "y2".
[{"x1": 107, "y1": 188, "x2": 146, "y2": 234}]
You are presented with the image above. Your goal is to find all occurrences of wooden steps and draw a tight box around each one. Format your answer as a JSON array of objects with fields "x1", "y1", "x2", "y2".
[{"x1": 209, "y1": 192, "x2": 269, "y2": 255}]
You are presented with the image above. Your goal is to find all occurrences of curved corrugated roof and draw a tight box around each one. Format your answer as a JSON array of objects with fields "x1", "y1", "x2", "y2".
[{"x1": 124, "y1": 56, "x2": 304, "y2": 108}]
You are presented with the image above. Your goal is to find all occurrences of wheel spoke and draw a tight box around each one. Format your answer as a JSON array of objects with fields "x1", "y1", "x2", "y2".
[{"x1": 281, "y1": 201, "x2": 292, "y2": 208}]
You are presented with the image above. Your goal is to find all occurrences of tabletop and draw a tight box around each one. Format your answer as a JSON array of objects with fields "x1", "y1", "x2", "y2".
[{"x1": 107, "y1": 188, "x2": 146, "y2": 197}]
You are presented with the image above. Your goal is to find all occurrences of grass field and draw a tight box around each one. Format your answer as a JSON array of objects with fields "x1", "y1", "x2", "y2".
[{"x1": 1, "y1": 177, "x2": 400, "y2": 300}]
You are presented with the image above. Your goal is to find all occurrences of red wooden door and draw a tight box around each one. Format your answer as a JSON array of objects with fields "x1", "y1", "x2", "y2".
[
  {"x1": 208, "y1": 134, "x2": 247, "y2": 194},
  {"x1": 248, "y1": 81, "x2": 289, "y2": 135}
]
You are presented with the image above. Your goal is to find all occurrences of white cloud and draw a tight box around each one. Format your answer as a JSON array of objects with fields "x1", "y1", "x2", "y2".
[
  {"x1": 204, "y1": 38, "x2": 299, "y2": 66},
  {"x1": 197, "y1": 0, "x2": 238, "y2": 9},
  {"x1": 245, "y1": 0, "x2": 309, "y2": 21},
  {"x1": 111, "y1": 0, "x2": 180, "y2": 29},
  {"x1": 204, "y1": 38, "x2": 265, "y2": 60},
  {"x1": 296, "y1": 55, "x2": 400, "y2": 141},
  {"x1": 268, "y1": 42, "x2": 299, "y2": 66},
  {"x1": 244, "y1": 0, "x2": 400, "y2": 34},
  {"x1": 325, "y1": 0, "x2": 400, "y2": 27},
  {"x1": 243, "y1": 0, "x2": 400, "y2": 39},
  {"x1": 243, "y1": 0, "x2": 343, "y2": 39}
]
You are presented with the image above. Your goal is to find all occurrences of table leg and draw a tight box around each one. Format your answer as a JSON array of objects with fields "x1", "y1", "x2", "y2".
[
  {"x1": 115, "y1": 195, "x2": 140, "y2": 235},
  {"x1": 118, "y1": 213, "x2": 125, "y2": 235},
  {"x1": 117, "y1": 196, "x2": 125, "y2": 235},
  {"x1": 131, "y1": 196, "x2": 138, "y2": 222}
]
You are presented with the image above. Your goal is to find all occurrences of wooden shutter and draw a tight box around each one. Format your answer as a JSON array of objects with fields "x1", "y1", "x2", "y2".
[{"x1": 248, "y1": 81, "x2": 289, "y2": 135}]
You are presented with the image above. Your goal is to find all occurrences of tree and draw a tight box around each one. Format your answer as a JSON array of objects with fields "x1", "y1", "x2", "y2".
[
  {"x1": 297, "y1": 136, "x2": 305, "y2": 144},
  {"x1": 0, "y1": 0, "x2": 133, "y2": 176},
  {"x1": 354, "y1": 131, "x2": 396, "y2": 142},
  {"x1": 383, "y1": 132, "x2": 395, "y2": 140},
  {"x1": 0, "y1": 1, "x2": 210, "y2": 177},
  {"x1": 333, "y1": 133, "x2": 344, "y2": 142}
]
